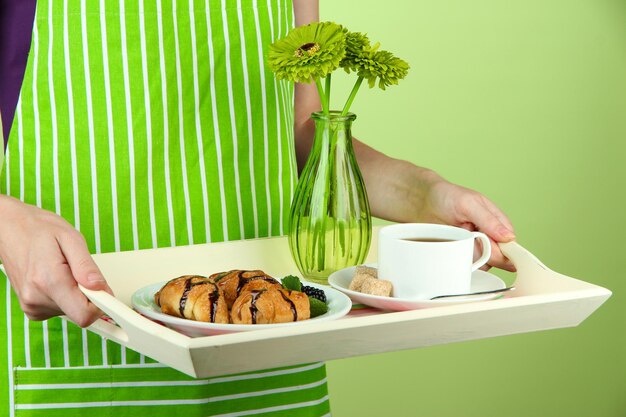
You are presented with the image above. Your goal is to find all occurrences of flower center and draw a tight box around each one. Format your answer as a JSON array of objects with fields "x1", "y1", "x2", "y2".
[{"x1": 294, "y1": 42, "x2": 321, "y2": 58}]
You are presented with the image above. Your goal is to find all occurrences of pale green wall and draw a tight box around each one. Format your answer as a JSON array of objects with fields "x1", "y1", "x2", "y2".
[{"x1": 320, "y1": 0, "x2": 626, "y2": 416}]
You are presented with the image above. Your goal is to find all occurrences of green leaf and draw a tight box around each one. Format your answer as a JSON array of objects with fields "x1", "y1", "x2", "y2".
[
  {"x1": 309, "y1": 297, "x2": 329, "y2": 318},
  {"x1": 281, "y1": 275, "x2": 302, "y2": 291}
]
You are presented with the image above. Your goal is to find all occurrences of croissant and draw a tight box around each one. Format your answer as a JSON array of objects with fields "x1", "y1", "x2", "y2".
[
  {"x1": 211, "y1": 270, "x2": 282, "y2": 308},
  {"x1": 230, "y1": 288, "x2": 311, "y2": 324},
  {"x1": 154, "y1": 275, "x2": 229, "y2": 324}
]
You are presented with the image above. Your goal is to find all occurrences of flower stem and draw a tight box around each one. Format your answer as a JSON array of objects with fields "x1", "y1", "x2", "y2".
[
  {"x1": 325, "y1": 74, "x2": 332, "y2": 111},
  {"x1": 314, "y1": 78, "x2": 329, "y2": 115},
  {"x1": 341, "y1": 76, "x2": 364, "y2": 116}
]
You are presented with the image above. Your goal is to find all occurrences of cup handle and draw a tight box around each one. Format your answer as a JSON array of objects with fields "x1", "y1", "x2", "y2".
[{"x1": 471, "y1": 232, "x2": 492, "y2": 271}]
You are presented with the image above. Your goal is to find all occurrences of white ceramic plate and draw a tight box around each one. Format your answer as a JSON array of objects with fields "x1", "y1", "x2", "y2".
[
  {"x1": 328, "y1": 264, "x2": 508, "y2": 311},
  {"x1": 131, "y1": 281, "x2": 352, "y2": 337}
]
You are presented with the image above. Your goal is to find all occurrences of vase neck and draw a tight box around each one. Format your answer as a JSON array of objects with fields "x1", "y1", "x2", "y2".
[
  {"x1": 311, "y1": 111, "x2": 356, "y2": 150},
  {"x1": 311, "y1": 111, "x2": 356, "y2": 126}
]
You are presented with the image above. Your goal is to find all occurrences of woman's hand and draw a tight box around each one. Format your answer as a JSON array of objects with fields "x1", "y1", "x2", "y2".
[
  {"x1": 411, "y1": 171, "x2": 516, "y2": 271},
  {"x1": 0, "y1": 195, "x2": 112, "y2": 327}
]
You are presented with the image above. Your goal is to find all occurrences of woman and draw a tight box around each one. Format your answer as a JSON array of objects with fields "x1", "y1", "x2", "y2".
[{"x1": 0, "y1": 0, "x2": 515, "y2": 415}]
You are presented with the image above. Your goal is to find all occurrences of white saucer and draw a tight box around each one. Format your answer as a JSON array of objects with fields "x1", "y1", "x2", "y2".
[
  {"x1": 132, "y1": 280, "x2": 352, "y2": 337},
  {"x1": 328, "y1": 264, "x2": 507, "y2": 311}
]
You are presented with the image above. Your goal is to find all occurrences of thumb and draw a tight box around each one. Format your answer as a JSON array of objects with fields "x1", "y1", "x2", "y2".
[{"x1": 57, "y1": 231, "x2": 114, "y2": 294}]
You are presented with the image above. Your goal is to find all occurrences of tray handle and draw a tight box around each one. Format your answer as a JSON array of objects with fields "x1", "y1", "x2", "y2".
[
  {"x1": 78, "y1": 285, "x2": 198, "y2": 375},
  {"x1": 499, "y1": 241, "x2": 605, "y2": 294}
]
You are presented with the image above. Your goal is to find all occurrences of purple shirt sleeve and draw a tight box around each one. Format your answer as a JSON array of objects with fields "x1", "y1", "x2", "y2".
[{"x1": 0, "y1": 0, "x2": 37, "y2": 148}]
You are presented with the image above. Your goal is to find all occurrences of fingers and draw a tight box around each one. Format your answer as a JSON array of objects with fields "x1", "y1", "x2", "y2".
[
  {"x1": 471, "y1": 199, "x2": 516, "y2": 271},
  {"x1": 24, "y1": 234, "x2": 106, "y2": 327},
  {"x1": 474, "y1": 228, "x2": 516, "y2": 272},
  {"x1": 486, "y1": 238, "x2": 516, "y2": 272},
  {"x1": 56, "y1": 231, "x2": 113, "y2": 295},
  {"x1": 12, "y1": 248, "x2": 105, "y2": 327},
  {"x1": 467, "y1": 197, "x2": 515, "y2": 243},
  {"x1": 455, "y1": 190, "x2": 514, "y2": 242},
  {"x1": 0, "y1": 200, "x2": 112, "y2": 327},
  {"x1": 53, "y1": 230, "x2": 113, "y2": 326},
  {"x1": 17, "y1": 285, "x2": 62, "y2": 321},
  {"x1": 39, "y1": 261, "x2": 106, "y2": 327}
]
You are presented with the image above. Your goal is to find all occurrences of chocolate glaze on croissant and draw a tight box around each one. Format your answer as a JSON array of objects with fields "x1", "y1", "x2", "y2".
[
  {"x1": 211, "y1": 270, "x2": 282, "y2": 308},
  {"x1": 230, "y1": 288, "x2": 311, "y2": 324},
  {"x1": 154, "y1": 275, "x2": 229, "y2": 324}
]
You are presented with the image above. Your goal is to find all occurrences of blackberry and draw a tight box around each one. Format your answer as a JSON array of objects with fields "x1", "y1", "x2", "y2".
[{"x1": 301, "y1": 285, "x2": 327, "y2": 303}]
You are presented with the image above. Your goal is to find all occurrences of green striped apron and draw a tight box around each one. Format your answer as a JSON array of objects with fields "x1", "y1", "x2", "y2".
[{"x1": 0, "y1": 0, "x2": 330, "y2": 415}]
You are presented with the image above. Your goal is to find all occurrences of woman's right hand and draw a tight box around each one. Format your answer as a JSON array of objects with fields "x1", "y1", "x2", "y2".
[{"x1": 0, "y1": 195, "x2": 112, "y2": 327}]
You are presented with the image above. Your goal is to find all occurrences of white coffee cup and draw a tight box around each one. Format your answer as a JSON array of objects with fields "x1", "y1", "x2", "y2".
[{"x1": 377, "y1": 223, "x2": 492, "y2": 300}]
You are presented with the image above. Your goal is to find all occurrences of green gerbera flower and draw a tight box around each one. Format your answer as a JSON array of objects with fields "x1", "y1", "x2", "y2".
[
  {"x1": 340, "y1": 31, "x2": 372, "y2": 73},
  {"x1": 268, "y1": 22, "x2": 347, "y2": 84},
  {"x1": 355, "y1": 49, "x2": 410, "y2": 90}
]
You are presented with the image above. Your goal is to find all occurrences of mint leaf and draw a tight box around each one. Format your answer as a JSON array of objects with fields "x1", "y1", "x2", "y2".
[
  {"x1": 309, "y1": 297, "x2": 328, "y2": 318},
  {"x1": 281, "y1": 275, "x2": 302, "y2": 291}
]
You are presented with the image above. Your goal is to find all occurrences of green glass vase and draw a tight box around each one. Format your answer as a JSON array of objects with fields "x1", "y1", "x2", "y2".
[{"x1": 288, "y1": 111, "x2": 372, "y2": 284}]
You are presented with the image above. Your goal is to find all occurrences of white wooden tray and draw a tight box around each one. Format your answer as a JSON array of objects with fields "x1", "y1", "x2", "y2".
[{"x1": 80, "y1": 231, "x2": 611, "y2": 378}]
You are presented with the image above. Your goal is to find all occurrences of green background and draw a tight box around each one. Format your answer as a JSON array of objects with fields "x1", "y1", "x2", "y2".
[{"x1": 320, "y1": 0, "x2": 626, "y2": 416}]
